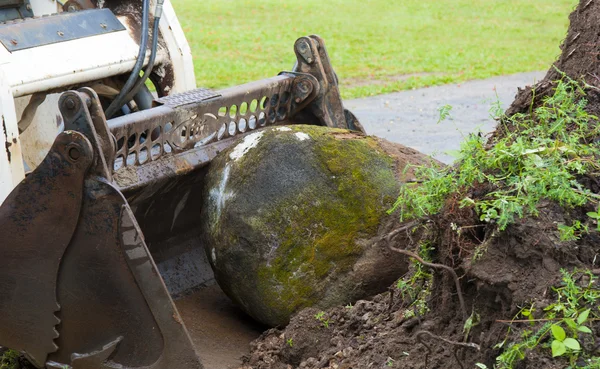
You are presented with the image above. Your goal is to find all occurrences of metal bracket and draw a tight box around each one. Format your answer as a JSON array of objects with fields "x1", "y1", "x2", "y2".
[
  {"x1": 0, "y1": 9, "x2": 125, "y2": 52},
  {"x1": 292, "y1": 35, "x2": 365, "y2": 133}
]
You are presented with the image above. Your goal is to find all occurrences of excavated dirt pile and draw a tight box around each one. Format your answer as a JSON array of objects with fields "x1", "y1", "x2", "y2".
[{"x1": 239, "y1": 1, "x2": 600, "y2": 369}]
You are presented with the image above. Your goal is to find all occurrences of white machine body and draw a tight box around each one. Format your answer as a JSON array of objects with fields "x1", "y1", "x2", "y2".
[{"x1": 0, "y1": 0, "x2": 195, "y2": 204}]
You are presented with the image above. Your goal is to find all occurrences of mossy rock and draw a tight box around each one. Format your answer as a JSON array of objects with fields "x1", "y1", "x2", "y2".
[{"x1": 201, "y1": 125, "x2": 434, "y2": 327}]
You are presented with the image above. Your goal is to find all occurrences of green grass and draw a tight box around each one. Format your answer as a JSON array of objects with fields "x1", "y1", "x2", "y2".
[{"x1": 172, "y1": 0, "x2": 577, "y2": 99}]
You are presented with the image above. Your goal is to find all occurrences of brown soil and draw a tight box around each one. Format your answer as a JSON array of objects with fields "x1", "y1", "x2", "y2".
[
  {"x1": 505, "y1": 0, "x2": 600, "y2": 120},
  {"x1": 176, "y1": 284, "x2": 266, "y2": 369},
  {"x1": 237, "y1": 1, "x2": 600, "y2": 368}
]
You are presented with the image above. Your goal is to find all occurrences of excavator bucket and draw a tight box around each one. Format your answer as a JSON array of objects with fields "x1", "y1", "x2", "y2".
[{"x1": 0, "y1": 36, "x2": 363, "y2": 369}]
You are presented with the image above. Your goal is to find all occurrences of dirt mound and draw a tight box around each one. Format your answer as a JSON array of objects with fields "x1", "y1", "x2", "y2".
[
  {"x1": 239, "y1": 1, "x2": 600, "y2": 368},
  {"x1": 240, "y1": 212, "x2": 600, "y2": 369}
]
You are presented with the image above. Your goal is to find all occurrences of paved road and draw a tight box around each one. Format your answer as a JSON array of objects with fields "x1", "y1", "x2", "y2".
[{"x1": 346, "y1": 71, "x2": 546, "y2": 163}]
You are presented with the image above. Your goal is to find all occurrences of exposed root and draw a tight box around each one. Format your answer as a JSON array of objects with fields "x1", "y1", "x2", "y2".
[
  {"x1": 388, "y1": 245, "x2": 467, "y2": 320},
  {"x1": 416, "y1": 330, "x2": 480, "y2": 369},
  {"x1": 380, "y1": 220, "x2": 420, "y2": 243}
]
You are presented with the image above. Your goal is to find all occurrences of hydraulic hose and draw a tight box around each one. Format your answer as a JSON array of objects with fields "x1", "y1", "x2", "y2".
[
  {"x1": 119, "y1": 0, "x2": 164, "y2": 108},
  {"x1": 104, "y1": 0, "x2": 151, "y2": 119}
]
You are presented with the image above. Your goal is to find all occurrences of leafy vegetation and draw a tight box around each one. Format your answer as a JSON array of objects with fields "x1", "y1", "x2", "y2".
[
  {"x1": 495, "y1": 269, "x2": 600, "y2": 368},
  {"x1": 171, "y1": 0, "x2": 575, "y2": 98},
  {"x1": 390, "y1": 74, "x2": 600, "y2": 239},
  {"x1": 314, "y1": 311, "x2": 331, "y2": 328},
  {"x1": 0, "y1": 350, "x2": 21, "y2": 369},
  {"x1": 395, "y1": 239, "x2": 434, "y2": 318}
]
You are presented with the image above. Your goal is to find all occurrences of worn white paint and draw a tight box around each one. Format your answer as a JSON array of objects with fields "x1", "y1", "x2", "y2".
[
  {"x1": 157, "y1": 0, "x2": 197, "y2": 93},
  {"x1": 295, "y1": 132, "x2": 310, "y2": 141},
  {"x1": 229, "y1": 131, "x2": 264, "y2": 161},
  {"x1": 29, "y1": 0, "x2": 60, "y2": 18},
  {"x1": 16, "y1": 94, "x2": 63, "y2": 170},
  {"x1": 276, "y1": 126, "x2": 292, "y2": 132},
  {"x1": 0, "y1": 31, "x2": 169, "y2": 97}
]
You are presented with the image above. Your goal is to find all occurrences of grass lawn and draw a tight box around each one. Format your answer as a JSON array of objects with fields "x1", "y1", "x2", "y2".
[{"x1": 172, "y1": 0, "x2": 577, "y2": 99}]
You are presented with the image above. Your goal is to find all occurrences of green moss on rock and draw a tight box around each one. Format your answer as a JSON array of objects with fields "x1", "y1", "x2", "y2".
[{"x1": 201, "y1": 125, "x2": 427, "y2": 326}]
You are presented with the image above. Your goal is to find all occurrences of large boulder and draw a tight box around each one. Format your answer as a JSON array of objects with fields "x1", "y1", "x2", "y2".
[{"x1": 201, "y1": 125, "x2": 434, "y2": 327}]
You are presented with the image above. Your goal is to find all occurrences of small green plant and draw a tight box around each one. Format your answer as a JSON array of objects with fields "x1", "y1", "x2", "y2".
[
  {"x1": 314, "y1": 311, "x2": 330, "y2": 328},
  {"x1": 495, "y1": 269, "x2": 600, "y2": 368},
  {"x1": 550, "y1": 323, "x2": 581, "y2": 358},
  {"x1": 437, "y1": 104, "x2": 453, "y2": 124},
  {"x1": 395, "y1": 240, "x2": 434, "y2": 317},
  {"x1": 0, "y1": 350, "x2": 21, "y2": 369},
  {"x1": 390, "y1": 74, "x2": 600, "y2": 240},
  {"x1": 286, "y1": 338, "x2": 293, "y2": 347},
  {"x1": 385, "y1": 357, "x2": 395, "y2": 367},
  {"x1": 586, "y1": 207, "x2": 600, "y2": 231},
  {"x1": 463, "y1": 311, "x2": 481, "y2": 341}
]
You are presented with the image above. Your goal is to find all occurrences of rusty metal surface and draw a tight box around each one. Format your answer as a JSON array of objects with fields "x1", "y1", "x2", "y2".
[
  {"x1": 292, "y1": 35, "x2": 365, "y2": 133},
  {"x1": 49, "y1": 177, "x2": 202, "y2": 369},
  {"x1": 48, "y1": 90, "x2": 202, "y2": 369},
  {"x1": 49, "y1": 178, "x2": 164, "y2": 367},
  {"x1": 109, "y1": 74, "x2": 313, "y2": 170},
  {"x1": 0, "y1": 131, "x2": 93, "y2": 367},
  {"x1": 0, "y1": 89, "x2": 203, "y2": 369}
]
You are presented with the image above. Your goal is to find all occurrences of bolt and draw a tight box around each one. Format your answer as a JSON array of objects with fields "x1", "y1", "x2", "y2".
[
  {"x1": 67, "y1": 4, "x2": 77, "y2": 11},
  {"x1": 100, "y1": 23, "x2": 107, "y2": 29},
  {"x1": 294, "y1": 80, "x2": 312, "y2": 104},
  {"x1": 64, "y1": 97, "x2": 76, "y2": 110},
  {"x1": 297, "y1": 40, "x2": 309, "y2": 52},
  {"x1": 25, "y1": 3, "x2": 31, "y2": 10},
  {"x1": 297, "y1": 40, "x2": 314, "y2": 64},
  {"x1": 57, "y1": 31, "x2": 64, "y2": 37},
  {"x1": 10, "y1": 39, "x2": 17, "y2": 45},
  {"x1": 297, "y1": 80, "x2": 310, "y2": 94},
  {"x1": 68, "y1": 147, "x2": 81, "y2": 161}
]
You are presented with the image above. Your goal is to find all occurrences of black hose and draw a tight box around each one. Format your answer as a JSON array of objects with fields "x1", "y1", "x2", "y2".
[
  {"x1": 104, "y1": 0, "x2": 151, "y2": 119},
  {"x1": 119, "y1": 11, "x2": 162, "y2": 107}
]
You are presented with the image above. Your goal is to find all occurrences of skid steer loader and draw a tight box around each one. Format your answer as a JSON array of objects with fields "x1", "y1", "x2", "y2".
[{"x1": 0, "y1": 0, "x2": 362, "y2": 368}]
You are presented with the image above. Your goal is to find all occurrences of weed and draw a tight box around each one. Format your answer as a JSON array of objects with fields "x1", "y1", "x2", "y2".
[
  {"x1": 495, "y1": 269, "x2": 600, "y2": 368},
  {"x1": 286, "y1": 338, "x2": 293, "y2": 347},
  {"x1": 395, "y1": 240, "x2": 434, "y2": 317},
  {"x1": 463, "y1": 311, "x2": 481, "y2": 341},
  {"x1": 586, "y1": 207, "x2": 600, "y2": 231},
  {"x1": 390, "y1": 74, "x2": 600, "y2": 240},
  {"x1": 314, "y1": 311, "x2": 330, "y2": 328},
  {"x1": 437, "y1": 104, "x2": 453, "y2": 124},
  {"x1": 0, "y1": 350, "x2": 21, "y2": 369}
]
